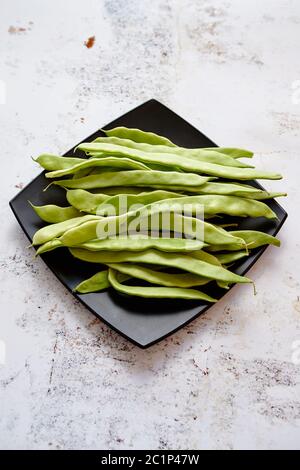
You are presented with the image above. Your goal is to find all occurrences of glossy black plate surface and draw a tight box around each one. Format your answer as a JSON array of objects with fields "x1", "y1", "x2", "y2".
[{"x1": 9, "y1": 99, "x2": 287, "y2": 347}]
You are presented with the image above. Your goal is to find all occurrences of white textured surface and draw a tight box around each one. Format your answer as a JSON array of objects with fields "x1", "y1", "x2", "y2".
[{"x1": 0, "y1": 0, "x2": 300, "y2": 450}]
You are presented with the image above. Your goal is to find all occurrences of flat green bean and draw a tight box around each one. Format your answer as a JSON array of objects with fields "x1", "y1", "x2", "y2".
[
  {"x1": 66, "y1": 189, "x2": 109, "y2": 213},
  {"x1": 52, "y1": 170, "x2": 213, "y2": 190},
  {"x1": 74, "y1": 270, "x2": 110, "y2": 293},
  {"x1": 103, "y1": 128, "x2": 253, "y2": 158},
  {"x1": 188, "y1": 251, "x2": 230, "y2": 291},
  {"x1": 35, "y1": 154, "x2": 85, "y2": 171},
  {"x1": 207, "y1": 230, "x2": 281, "y2": 252},
  {"x1": 108, "y1": 268, "x2": 217, "y2": 301},
  {"x1": 75, "y1": 237, "x2": 206, "y2": 253},
  {"x1": 203, "y1": 148, "x2": 253, "y2": 158},
  {"x1": 174, "y1": 195, "x2": 276, "y2": 219},
  {"x1": 96, "y1": 190, "x2": 184, "y2": 215},
  {"x1": 194, "y1": 182, "x2": 286, "y2": 200},
  {"x1": 189, "y1": 250, "x2": 222, "y2": 266},
  {"x1": 96, "y1": 184, "x2": 284, "y2": 198},
  {"x1": 95, "y1": 187, "x2": 159, "y2": 195},
  {"x1": 94, "y1": 136, "x2": 253, "y2": 168},
  {"x1": 78, "y1": 142, "x2": 282, "y2": 180},
  {"x1": 45, "y1": 156, "x2": 150, "y2": 178},
  {"x1": 36, "y1": 239, "x2": 62, "y2": 255},
  {"x1": 72, "y1": 167, "x2": 94, "y2": 179},
  {"x1": 96, "y1": 194, "x2": 277, "y2": 219},
  {"x1": 59, "y1": 209, "x2": 244, "y2": 247},
  {"x1": 104, "y1": 126, "x2": 177, "y2": 147},
  {"x1": 74, "y1": 269, "x2": 130, "y2": 293},
  {"x1": 32, "y1": 214, "x2": 99, "y2": 245},
  {"x1": 70, "y1": 248, "x2": 252, "y2": 284},
  {"x1": 107, "y1": 263, "x2": 211, "y2": 287},
  {"x1": 214, "y1": 251, "x2": 249, "y2": 264},
  {"x1": 30, "y1": 202, "x2": 80, "y2": 223}
]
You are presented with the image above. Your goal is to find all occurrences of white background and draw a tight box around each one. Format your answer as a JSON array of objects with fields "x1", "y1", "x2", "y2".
[{"x1": 0, "y1": 0, "x2": 299, "y2": 450}]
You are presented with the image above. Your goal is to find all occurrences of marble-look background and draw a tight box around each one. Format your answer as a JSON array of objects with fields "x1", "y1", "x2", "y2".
[{"x1": 0, "y1": 0, "x2": 299, "y2": 450}]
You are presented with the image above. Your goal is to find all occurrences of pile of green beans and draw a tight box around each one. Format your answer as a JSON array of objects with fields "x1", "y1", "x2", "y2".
[{"x1": 30, "y1": 126, "x2": 286, "y2": 301}]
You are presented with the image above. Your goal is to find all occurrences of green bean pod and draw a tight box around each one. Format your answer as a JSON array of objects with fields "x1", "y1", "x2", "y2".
[
  {"x1": 52, "y1": 170, "x2": 213, "y2": 190},
  {"x1": 67, "y1": 189, "x2": 183, "y2": 216},
  {"x1": 70, "y1": 248, "x2": 252, "y2": 284},
  {"x1": 93, "y1": 136, "x2": 253, "y2": 168},
  {"x1": 207, "y1": 230, "x2": 281, "y2": 252},
  {"x1": 96, "y1": 190, "x2": 184, "y2": 215},
  {"x1": 86, "y1": 184, "x2": 284, "y2": 201},
  {"x1": 107, "y1": 263, "x2": 211, "y2": 288},
  {"x1": 45, "y1": 157, "x2": 150, "y2": 178},
  {"x1": 108, "y1": 268, "x2": 217, "y2": 301},
  {"x1": 73, "y1": 270, "x2": 131, "y2": 294},
  {"x1": 74, "y1": 270, "x2": 110, "y2": 293},
  {"x1": 96, "y1": 194, "x2": 277, "y2": 219},
  {"x1": 35, "y1": 154, "x2": 85, "y2": 171},
  {"x1": 75, "y1": 236, "x2": 206, "y2": 253},
  {"x1": 78, "y1": 142, "x2": 282, "y2": 180},
  {"x1": 32, "y1": 214, "x2": 99, "y2": 245},
  {"x1": 66, "y1": 189, "x2": 110, "y2": 213},
  {"x1": 103, "y1": 128, "x2": 253, "y2": 158},
  {"x1": 36, "y1": 239, "x2": 63, "y2": 255},
  {"x1": 59, "y1": 209, "x2": 244, "y2": 247},
  {"x1": 96, "y1": 186, "x2": 159, "y2": 195},
  {"x1": 103, "y1": 126, "x2": 177, "y2": 147},
  {"x1": 189, "y1": 250, "x2": 222, "y2": 266},
  {"x1": 203, "y1": 148, "x2": 253, "y2": 158},
  {"x1": 72, "y1": 167, "x2": 95, "y2": 179},
  {"x1": 214, "y1": 251, "x2": 249, "y2": 264},
  {"x1": 74, "y1": 264, "x2": 212, "y2": 293},
  {"x1": 30, "y1": 202, "x2": 80, "y2": 223},
  {"x1": 194, "y1": 182, "x2": 286, "y2": 200}
]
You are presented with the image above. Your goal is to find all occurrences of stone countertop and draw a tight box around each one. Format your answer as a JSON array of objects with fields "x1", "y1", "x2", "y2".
[{"x1": 0, "y1": 0, "x2": 299, "y2": 450}]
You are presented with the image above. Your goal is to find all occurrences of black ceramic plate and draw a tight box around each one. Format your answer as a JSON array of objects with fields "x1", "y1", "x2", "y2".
[{"x1": 9, "y1": 100, "x2": 288, "y2": 348}]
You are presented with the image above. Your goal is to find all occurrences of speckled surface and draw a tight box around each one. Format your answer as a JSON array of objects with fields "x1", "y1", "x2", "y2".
[{"x1": 0, "y1": 0, "x2": 300, "y2": 450}]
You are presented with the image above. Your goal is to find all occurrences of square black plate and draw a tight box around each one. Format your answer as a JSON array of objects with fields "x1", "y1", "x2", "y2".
[{"x1": 9, "y1": 99, "x2": 288, "y2": 348}]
